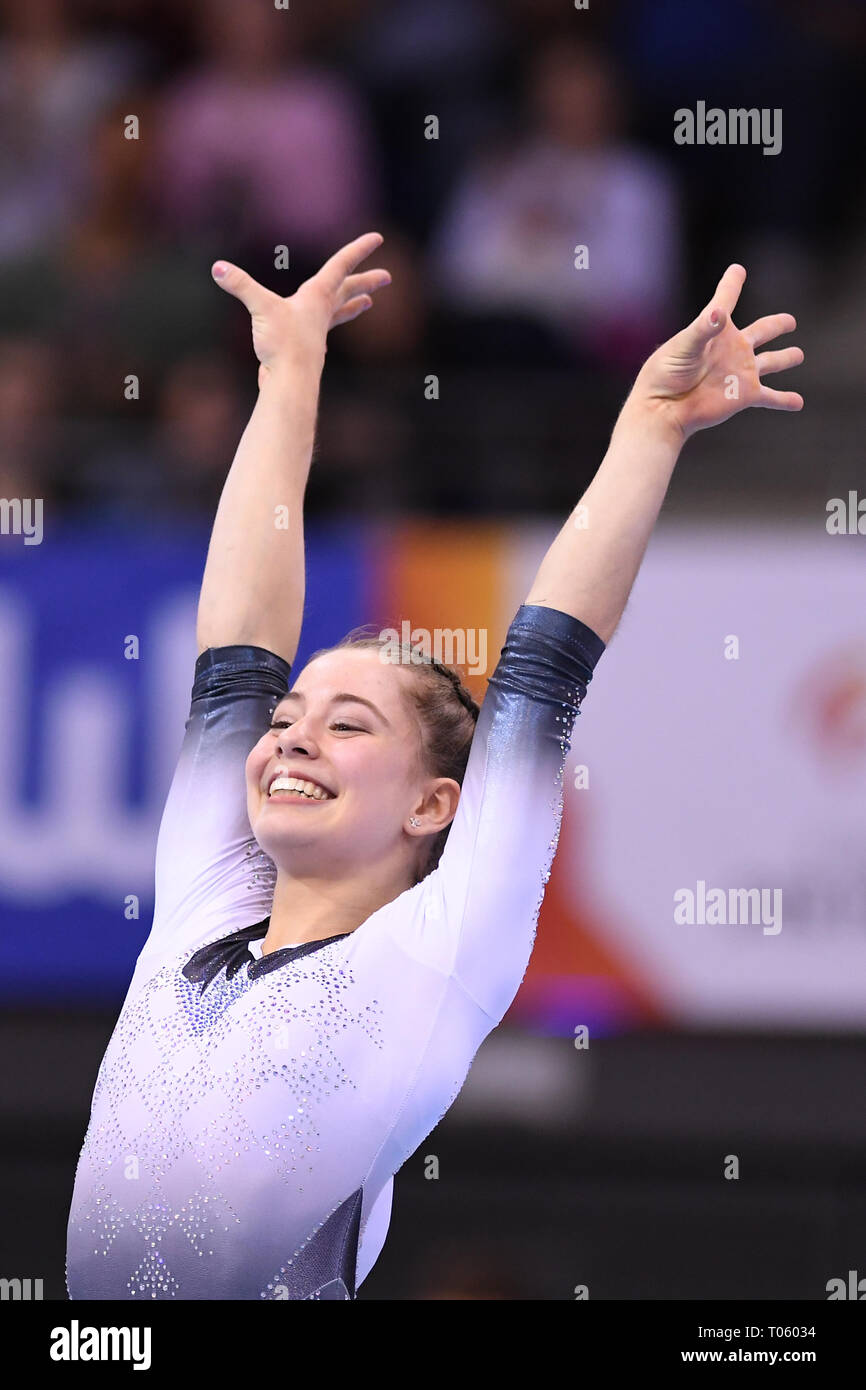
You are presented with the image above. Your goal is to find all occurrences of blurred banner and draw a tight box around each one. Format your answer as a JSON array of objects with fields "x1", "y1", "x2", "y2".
[
  {"x1": 543, "y1": 523, "x2": 866, "y2": 1033},
  {"x1": 1, "y1": 522, "x2": 864, "y2": 1031}
]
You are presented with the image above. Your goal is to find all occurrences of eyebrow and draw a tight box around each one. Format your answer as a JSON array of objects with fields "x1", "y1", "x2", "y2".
[{"x1": 273, "y1": 690, "x2": 391, "y2": 727}]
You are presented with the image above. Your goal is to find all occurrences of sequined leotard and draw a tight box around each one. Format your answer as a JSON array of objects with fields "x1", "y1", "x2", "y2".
[{"x1": 66, "y1": 603, "x2": 604, "y2": 1299}]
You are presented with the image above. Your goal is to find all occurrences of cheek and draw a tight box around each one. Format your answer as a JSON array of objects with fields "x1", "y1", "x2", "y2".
[
  {"x1": 342, "y1": 740, "x2": 416, "y2": 805},
  {"x1": 245, "y1": 740, "x2": 268, "y2": 794}
]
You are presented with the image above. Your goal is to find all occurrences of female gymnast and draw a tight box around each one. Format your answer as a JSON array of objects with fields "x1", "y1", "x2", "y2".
[{"x1": 66, "y1": 233, "x2": 803, "y2": 1299}]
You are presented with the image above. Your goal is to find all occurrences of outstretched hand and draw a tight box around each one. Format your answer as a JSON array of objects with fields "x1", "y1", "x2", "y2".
[
  {"x1": 633, "y1": 264, "x2": 804, "y2": 442},
  {"x1": 211, "y1": 232, "x2": 391, "y2": 385}
]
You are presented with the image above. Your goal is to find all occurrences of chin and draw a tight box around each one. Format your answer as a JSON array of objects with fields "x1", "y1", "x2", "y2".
[{"x1": 252, "y1": 814, "x2": 330, "y2": 863}]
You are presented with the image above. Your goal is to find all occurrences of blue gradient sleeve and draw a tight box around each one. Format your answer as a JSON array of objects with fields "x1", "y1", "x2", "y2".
[
  {"x1": 135, "y1": 645, "x2": 291, "y2": 974},
  {"x1": 424, "y1": 603, "x2": 605, "y2": 1021}
]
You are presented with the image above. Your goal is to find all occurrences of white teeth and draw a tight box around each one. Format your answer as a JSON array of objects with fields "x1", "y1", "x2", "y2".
[{"x1": 268, "y1": 775, "x2": 332, "y2": 800}]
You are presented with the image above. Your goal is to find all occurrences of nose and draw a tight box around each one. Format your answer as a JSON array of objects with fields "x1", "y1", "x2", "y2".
[
  {"x1": 275, "y1": 738, "x2": 314, "y2": 758},
  {"x1": 273, "y1": 720, "x2": 317, "y2": 759}
]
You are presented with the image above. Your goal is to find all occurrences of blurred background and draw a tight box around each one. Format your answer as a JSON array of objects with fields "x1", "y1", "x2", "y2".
[{"x1": 1, "y1": 0, "x2": 866, "y2": 1299}]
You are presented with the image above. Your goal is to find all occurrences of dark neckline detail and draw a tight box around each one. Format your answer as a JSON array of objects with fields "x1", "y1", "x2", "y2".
[{"x1": 182, "y1": 918, "x2": 351, "y2": 992}]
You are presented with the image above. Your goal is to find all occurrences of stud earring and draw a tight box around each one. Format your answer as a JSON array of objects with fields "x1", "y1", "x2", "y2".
[{"x1": 409, "y1": 816, "x2": 421, "y2": 828}]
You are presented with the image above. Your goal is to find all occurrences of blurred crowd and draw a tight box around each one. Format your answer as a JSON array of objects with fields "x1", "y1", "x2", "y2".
[{"x1": 0, "y1": 0, "x2": 864, "y2": 518}]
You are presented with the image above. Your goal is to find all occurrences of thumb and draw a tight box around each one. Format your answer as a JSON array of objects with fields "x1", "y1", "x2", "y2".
[
  {"x1": 211, "y1": 261, "x2": 273, "y2": 314},
  {"x1": 678, "y1": 303, "x2": 727, "y2": 356}
]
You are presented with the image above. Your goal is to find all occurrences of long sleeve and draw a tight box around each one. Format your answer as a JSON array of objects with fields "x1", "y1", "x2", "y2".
[
  {"x1": 377, "y1": 603, "x2": 604, "y2": 1023},
  {"x1": 133, "y1": 645, "x2": 291, "y2": 980}
]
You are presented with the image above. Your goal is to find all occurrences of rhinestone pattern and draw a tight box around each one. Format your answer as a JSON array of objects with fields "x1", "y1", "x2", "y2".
[{"x1": 67, "y1": 930, "x2": 385, "y2": 1300}]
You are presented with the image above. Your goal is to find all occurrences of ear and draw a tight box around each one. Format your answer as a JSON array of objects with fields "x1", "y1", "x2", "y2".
[{"x1": 409, "y1": 777, "x2": 461, "y2": 836}]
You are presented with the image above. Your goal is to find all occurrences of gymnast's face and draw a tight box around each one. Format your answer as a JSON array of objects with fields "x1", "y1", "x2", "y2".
[{"x1": 245, "y1": 647, "x2": 458, "y2": 878}]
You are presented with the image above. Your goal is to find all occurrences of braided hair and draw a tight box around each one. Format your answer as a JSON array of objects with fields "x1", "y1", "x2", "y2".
[
  {"x1": 307, "y1": 625, "x2": 481, "y2": 884},
  {"x1": 422, "y1": 653, "x2": 481, "y2": 719}
]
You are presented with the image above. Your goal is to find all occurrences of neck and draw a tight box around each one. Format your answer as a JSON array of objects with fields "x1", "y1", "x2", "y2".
[{"x1": 263, "y1": 856, "x2": 415, "y2": 954}]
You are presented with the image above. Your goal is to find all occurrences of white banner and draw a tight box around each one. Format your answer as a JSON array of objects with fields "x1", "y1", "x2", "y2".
[{"x1": 552, "y1": 523, "x2": 866, "y2": 1026}]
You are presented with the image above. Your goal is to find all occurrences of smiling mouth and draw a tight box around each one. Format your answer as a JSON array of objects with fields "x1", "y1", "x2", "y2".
[{"x1": 267, "y1": 775, "x2": 335, "y2": 802}]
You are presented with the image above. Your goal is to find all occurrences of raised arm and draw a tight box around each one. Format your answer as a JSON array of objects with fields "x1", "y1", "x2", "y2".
[
  {"x1": 526, "y1": 264, "x2": 804, "y2": 641},
  {"x1": 129, "y1": 237, "x2": 391, "y2": 981},
  {"x1": 364, "y1": 265, "x2": 804, "y2": 1024},
  {"x1": 196, "y1": 233, "x2": 392, "y2": 663}
]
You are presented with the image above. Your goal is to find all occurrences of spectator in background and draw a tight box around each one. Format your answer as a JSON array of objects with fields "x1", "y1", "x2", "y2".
[
  {"x1": 604, "y1": 0, "x2": 856, "y2": 309},
  {"x1": 349, "y1": 0, "x2": 509, "y2": 243},
  {"x1": 319, "y1": 228, "x2": 591, "y2": 515},
  {"x1": 429, "y1": 37, "x2": 680, "y2": 370},
  {"x1": 0, "y1": 0, "x2": 145, "y2": 261},
  {"x1": 150, "y1": 0, "x2": 380, "y2": 277},
  {"x1": 0, "y1": 96, "x2": 225, "y2": 432},
  {"x1": 148, "y1": 354, "x2": 248, "y2": 518},
  {"x1": 330, "y1": 229, "x2": 429, "y2": 366},
  {"x1": 310, "y1": 230, "x2": 429, "y2": 515},
  {"x1": 0, "y1": 338, "x2": 61, "y2": 507},
  {"x1": 76, "y1": 353, "x2": 247, "y2": 521}
]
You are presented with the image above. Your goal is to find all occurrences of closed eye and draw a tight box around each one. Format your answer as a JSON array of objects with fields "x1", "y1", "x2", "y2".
[{"x1": 268, "y1": 719, "x2": 367, "y2": 733}]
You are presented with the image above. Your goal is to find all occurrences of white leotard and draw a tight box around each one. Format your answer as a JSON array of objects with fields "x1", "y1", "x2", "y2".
[{"x1": 66, "y1": 603, "x2": 604, "y2": 1299}]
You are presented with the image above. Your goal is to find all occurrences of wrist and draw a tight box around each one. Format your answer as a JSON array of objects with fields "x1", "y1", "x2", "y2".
[
  {"x1": 259, "y1": 352, "x2": 325, "y2": 395},
  {"x1": 615, "y1": 387, "x2": 687, "y2": 453}
]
